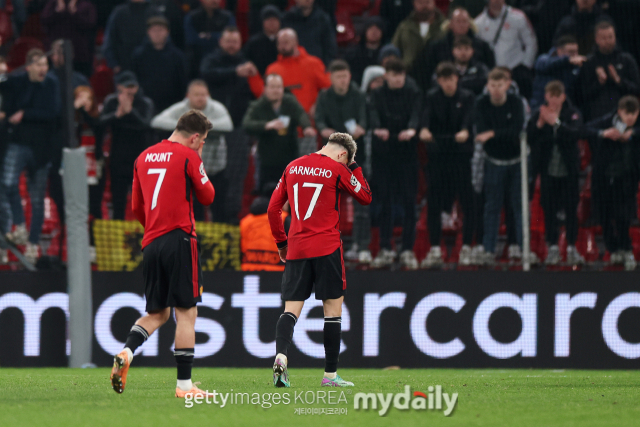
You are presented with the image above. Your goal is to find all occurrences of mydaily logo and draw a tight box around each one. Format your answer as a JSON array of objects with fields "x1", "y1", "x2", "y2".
[{"x1": 354, "y1": 385, "x2": 458, "y2": 416}]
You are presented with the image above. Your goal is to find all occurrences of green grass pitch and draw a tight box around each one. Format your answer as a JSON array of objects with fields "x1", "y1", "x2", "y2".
[{"x1": 0, "y1": 368, "x2": 638, "y2": 427}]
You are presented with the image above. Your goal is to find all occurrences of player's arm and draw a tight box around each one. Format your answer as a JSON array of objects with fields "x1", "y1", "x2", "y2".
[
  {"x1": 131, "y1": 161, "x2": 146, "y2": 227},
  {"x1": 267, "y1": 173, "x2": 289, "y2": 260},
  {"x1": 186, "y1": 151, "x2": 215, "y2": 206},
  {"x1": 338, "y1": 163, "x2": 372, "y2": 206}
]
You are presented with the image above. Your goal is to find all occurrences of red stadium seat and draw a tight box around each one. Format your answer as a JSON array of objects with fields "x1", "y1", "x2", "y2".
[{"x1": 6, "y1": 37, "x2": 44, "y2": 71}]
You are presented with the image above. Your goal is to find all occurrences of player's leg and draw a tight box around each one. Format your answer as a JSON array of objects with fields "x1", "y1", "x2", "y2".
[
  {"x1": 316, "y1": 247, "x2": 353, "y2": 387},
  {"x1": 111, "y1": 308, "x2": 171, "y2": 394},
  {"x1": 174, "y1": 306, "x2": 214, "y2": 397},
  {"x1": 273, "y1": 258, "x2": 313, "y2": 387}
]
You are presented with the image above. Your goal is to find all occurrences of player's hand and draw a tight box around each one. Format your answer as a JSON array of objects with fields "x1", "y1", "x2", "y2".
[
  {"x1": 608, "y1": 64, "x2": 621, "y2": 84},
  {"x1": 475, "y1": 130, "x2": 495, "y2": 144},
  {"x1": 602, "y1": 127, "x2": 621, "y2": 140},
  {"x1": 8, "y1": 110, "x2": 24, "y2": 124},
  {"x1": 352, "y1": 124, "x2": 366, "y2": 139},
  {"x1": 278, "y1": 246, "x2": 288, "y2": 263},
  {"x1": 569, "y1": 55, "x2": 587, "y2": 67},
  {"x1": 320, "y1": 128, "x2": 335, "y2": 139},
  {"x1": 303, "y1": 127, "x2": 317, "y2": 137},
  {"x1": 596, "y1": 66, "x2": 607, "y2": 85},
  {"x1": 374, "y1": 129, "x2": 389, "y2": 141},
  {"x1": 398, "y1": 129, "x2": 416, "y2": 141},
  {"x1": 265, "y1": 119, "x2": 286, "y2": 130},
  {"x1": 455, "y1": 129, "x2": 469, "y2": 143}
]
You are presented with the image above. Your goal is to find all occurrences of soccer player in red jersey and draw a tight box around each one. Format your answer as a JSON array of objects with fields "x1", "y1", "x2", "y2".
[
  {"x1": 110, "y1": 110, "x2": 216, "y2": 398},
  {"x1": 267, "y1": 133, "x2": 372, "y2": 387}
]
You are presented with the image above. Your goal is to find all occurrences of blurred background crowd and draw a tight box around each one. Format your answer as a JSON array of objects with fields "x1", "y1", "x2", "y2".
[{"x1": 1, "y1": 0, "x2": 640, "y2": 271}]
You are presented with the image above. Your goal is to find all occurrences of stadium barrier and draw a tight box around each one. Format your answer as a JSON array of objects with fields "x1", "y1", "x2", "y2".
[{"x1": 1, "y1": 271, "x2": 639, "y2": 368}]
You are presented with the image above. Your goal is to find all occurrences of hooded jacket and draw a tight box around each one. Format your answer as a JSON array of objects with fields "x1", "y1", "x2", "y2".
[{"x1": 265, "y1": 46, "x2": 331, "y2": 112}]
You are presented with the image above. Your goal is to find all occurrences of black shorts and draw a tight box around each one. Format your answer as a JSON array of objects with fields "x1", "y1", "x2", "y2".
[
  {"x1": 142, "y1": 229, "x2": 203, "y2": 312},
  {"x1": 281, "y1": 247, "x2": 346, "y2": 301}
]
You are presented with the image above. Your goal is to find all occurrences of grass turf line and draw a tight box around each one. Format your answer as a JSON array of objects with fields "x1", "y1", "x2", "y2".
[{"x1": 0, "y1": 368, "x2": 638, "y2": 427}]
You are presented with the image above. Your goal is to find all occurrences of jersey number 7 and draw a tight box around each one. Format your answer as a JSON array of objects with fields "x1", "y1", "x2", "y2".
[
  {"x1": 293, "y1": 182, "x2": 323, "y2": 220},
  {"x1": 148, "y1": 168, "x2": 167, "y2": 210}
]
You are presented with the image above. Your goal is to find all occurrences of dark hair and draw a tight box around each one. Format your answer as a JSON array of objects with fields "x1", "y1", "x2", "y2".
[
  {"x1": 545, "y1": 80, "x2": 565, "y2": 96},
  {"x1": 488, "y1": 67, "x2": 509, "y2": 81},
  {"x1": 223, "y1": 25, "x2": 241, "y2": 34},
  {"x1": 555, "y1": 35, "x2": 577, "y2": 49},
  {"x1": 26, "y1": 48, "x2": 45, "y2": 65},
  {"x1": 595, "y1": 20, "x2": 615, "y2": 34},
  {"x1": 176, "y1": 110, "x2": 213, "y2": 135},
  {"x1": 147, "y1": 15, "x2": 169, "y2": 29},
  {"x1": 384, "y1": 58, "x2": 406, "y2": 74},
  {"x1": 618, "y1": 95, "x2": 640, "y2": 114},
  {"x1": 453, "y1": 35, "x2": 473, "y2": 49},
  {"x1": 328, "y1": 132, "x2": 357, "y2": 163},
  {"x1": 436, "y1": 61, "x2": 458, "y2": 78},
  {"x1": 328, "y1": 59, "x2": 350, "y2": 73}
]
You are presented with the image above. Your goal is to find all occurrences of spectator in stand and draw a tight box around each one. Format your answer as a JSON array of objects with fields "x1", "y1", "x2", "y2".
[
  {"x1": 344, "y1": 17, "x2": 385, "y2": 86},
  {"x1": 73, "y1": 86, "x2": 105, "y2": 257},
  {"x1": 380, "y1": 0, "x2": 413, "y2": 37},
  {"x1": 185, "y1": 0, "x2": 236, "y2": 78},
  {"x1": 0, "y1": 49, "x2": 60, "y2": 264},
  {"x1": 249, "y1": 0, "x2": 287, "y2": 36},
  {"x1": 282, "y1": 0, "x2": 337, "y2": 67},
  {"x1": 369, "y1": 59, "x2": 421, "y2": 270},
  {"x1": 554, "y1": 0, "x2": 612, "y2": 56},
  {"x1": 103, "y1": 0, "x2": 159, "y2": 73},
  {"x1": 41, "y1": 0, "x2": 97, "y2": 78},
  {"x1": 0, "y1": 0, "x2": 26, "y2": 36},
  {"x1": 151, "y1": 80, "x2": 233, "y2": 222},
  {"x1": 392, "y1": 0, "x2": 445, "y2": 76},
  {"x1": 421, "y1": 7, "x2": 494, "y2": 89},
  {"x1": 607, "y1": 0, "x2": 640, "y2": 67},
  {"x1": 445, "y1": 35, "x2": 490, "y2": 96},
  {"x1": 583, "y1": 95, "x2": 640, "y2": 271},
  {"x1": 420, "y1": 62, "x2": 476, "y2": 267},
  {"x1": 579, "y1": 21, "x2": 640, "y2": 122},
  {"x1": 265, "y1": 28, "x2": 331, "y2": 113},
  {"x1": 244, "y1": 5, "x2": 281, "y2": 76},
  {"x1": 201, "y1": 26, "x2": 260, "y2": 223},
  {"x1": 374, "y1": 44, "x2": 421, "y2": 91},
  {"x1": 315, "y1": 60, "x2": 370, "y2": 264},
  {"x1": 133, "y1": 16, "x2": 187, "y2": 115},
  {"x1": 475, "y1": 0, "x2": 537, "y2": 99},
  {"x1": 99, "y1": 71, "x2": 154, "y2": 220},
  {"x1": 242, "y1": 74, "x2": 315, "y2": 189},
  {"x1": 150, "y1": 0, "x2": 187, "y2": 49},
  {"x1": 512, "y1": 0, "x2": 572, "y2": 54},
  {"x1": 530, "y1": 35, "x2": 586, "y2": 111},
  {"x1": 473, "y1": 68, "x2": 525, "y2": 265},
  {"x1": 527, "y1": 81, "x2": 585, "y2": 266},
  {"x1": 49, "y1": 40, "x2": 90, "y2": 90}
]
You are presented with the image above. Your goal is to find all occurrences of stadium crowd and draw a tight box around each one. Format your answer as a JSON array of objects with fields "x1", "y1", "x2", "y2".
[{"x1": 1, "y1": 0, "x2": 640, "y2": 270}]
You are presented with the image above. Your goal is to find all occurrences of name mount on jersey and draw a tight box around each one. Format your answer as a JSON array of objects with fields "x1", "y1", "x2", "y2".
[
  {"x1": 145, "y1": 152, "x2": 174, "y2": 163},
  {"x1": 289, "y1": 166, "x2": 333, "y2": 178}
]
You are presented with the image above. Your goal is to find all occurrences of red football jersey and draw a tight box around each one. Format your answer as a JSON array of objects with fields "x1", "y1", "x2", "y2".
[
  {"x1": 132, "y1": 140, "x2": 215, "y2": 248},
  {"x1": 268, "y1": 153, "x2": 372, "y2": 260}
]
